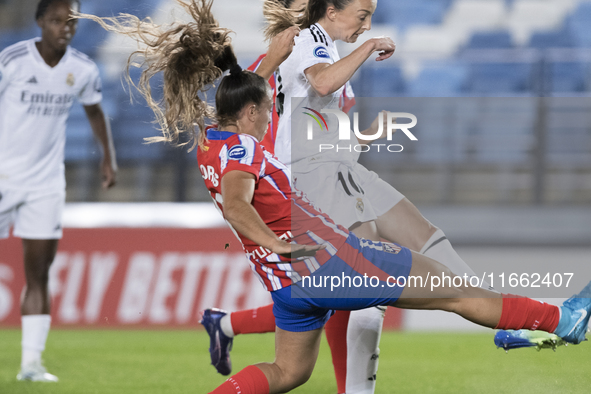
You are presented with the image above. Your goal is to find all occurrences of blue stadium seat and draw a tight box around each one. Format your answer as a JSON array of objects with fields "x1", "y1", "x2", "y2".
[
  {"x1": 547, "y1": 62, "x2": 588, "y2": 93},
  {"x1": 466, "y1": 31, "x2": 513, "y2": 49},
  {"x1": 566, "y1": 3, "x2": 591, "y2": 46},
  {"x1": 408, "y1": 64, "x2": 467, "y2": 96},
  {"x1": 372, "y1": 1, "x2": 447, "y2": 30},
  {"x1": 355, "y1": 66, "x2": 405, "y2": 97},
  {"x1": 467, "y1": 63, "x2": 535, "y2": 94},
  {"x1": 529, "y1": 29, "x2": 575, "y2": 49}
]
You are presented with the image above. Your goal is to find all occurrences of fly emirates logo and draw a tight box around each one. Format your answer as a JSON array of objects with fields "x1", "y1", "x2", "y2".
[{"x1": 21, "y1": 90, "x2": 75, "y2": 116}]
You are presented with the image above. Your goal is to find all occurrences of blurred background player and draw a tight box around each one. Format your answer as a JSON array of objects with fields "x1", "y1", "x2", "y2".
[{"x1": 0, "y1": 0, "x2": 117, "y2": 382}]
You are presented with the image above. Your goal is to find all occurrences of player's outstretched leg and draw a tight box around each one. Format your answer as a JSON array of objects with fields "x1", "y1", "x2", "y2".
[
  {"x1": 200, "y1": 305, "x2": 276, "y2": 375},
  {"x1": 17, "y1": 239, "x2": 59, "y2": 383},
  {"x1": 395, "y1": 252, "x2": 591, "y2": 347},
  {"x1": 496, "y1": 281, "x2": 591, "y2": 351}
]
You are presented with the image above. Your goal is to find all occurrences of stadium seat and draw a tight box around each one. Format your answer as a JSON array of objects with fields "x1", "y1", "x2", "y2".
[
  {"x1": 506, "y1": 0, "x2": 566, "y2": 45},
  {"x1": 568, "y1": 2, "x2": 591, "y2": 46},
  {"x1": 547, "y1": 62, "x2": 588, "y2": 93},
  {"x1": 443, "y1": 0, "x2": 507, "y2": 33},
  {"x1": 529, "y1": 28, "x2": 576, "y2": 49},
  {"x1": 372, "y1": 1, "x2": 447, "y2": 31},
  {"x1": 408, "y1": 64, "x2": 468, "y2": 96},
  {"x1": 467, "y1": 62, "x2": 536, "y2": 94},
  {"x1": 465, "y1": 31, "x2": 513, "y2": 49},
  {"x1": 355, "y1": 66, "x2": 406, "y2": 97}
]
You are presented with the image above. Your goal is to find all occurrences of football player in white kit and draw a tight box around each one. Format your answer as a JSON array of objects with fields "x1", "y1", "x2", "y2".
[
  {"x1": 0, "y1": 0, "x2": 117, "y2": 382},
  {"x1": 266, "y1": 0, "x2": 493, "y2": 392}
]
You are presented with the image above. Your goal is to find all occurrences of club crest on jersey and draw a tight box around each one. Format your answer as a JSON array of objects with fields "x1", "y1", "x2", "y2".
[
  {"x1": 314, "y1": 46, "x2": 330, "y2": 59},
  {"x1": 228, "y1": 145, "x2": 247, "y2": 160},
  {"x1": 66, "y1": 73, "x2": 75, "y2": 87},
  {"x1": 382, "y1": 243, "x2": 402, "y2": 255},
  {"x1": 356, "y1": 198, "x2": 364, "y2": 213}
]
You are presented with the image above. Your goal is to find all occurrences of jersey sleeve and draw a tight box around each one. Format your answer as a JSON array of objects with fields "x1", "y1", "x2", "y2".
[
  {"x1": 295, "y1": 30, "x2": 332, "y2": 76},
  {"x1": 0, "y1": 62, "x2": 9, "y2": 97},
  {"x1": 220, "y1": 134, "x2": 265, "y2": 181},
  {"x1": 78, "y1": 63, "x2": 102, "y2": 106}
]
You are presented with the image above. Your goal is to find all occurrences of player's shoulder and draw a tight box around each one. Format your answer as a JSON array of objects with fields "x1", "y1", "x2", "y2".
[
  {"x1": 68, "y1": 47, "x2": 98, "y2": 70},
  {"x1": 228, "y1": 133, "x2": 260, "y2": 152},
  {"x1": 294, "y1": 25, "x2": 331, "y2": 59},
  {"x1": 248, "y1": 54, "x2": 267, "y2": 72},
  {"x1": 0, "y1": 39, "x2": 32, "y2": 68}
]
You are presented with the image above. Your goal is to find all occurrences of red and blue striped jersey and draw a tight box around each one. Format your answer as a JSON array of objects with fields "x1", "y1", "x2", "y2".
[{"x1": 197, "y1": 128, "x2": 349, "y2": 291}]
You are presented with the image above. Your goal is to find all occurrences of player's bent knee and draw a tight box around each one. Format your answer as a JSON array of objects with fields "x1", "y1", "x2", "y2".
[{"x1": 275, "y1": 364, "x2": 314, "y2": 392}]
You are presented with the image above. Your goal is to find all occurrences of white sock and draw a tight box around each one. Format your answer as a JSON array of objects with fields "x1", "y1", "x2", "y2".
[
  {"x1": 220, "y1": 314, "x2": 235, "y2": 338},
  {"x1": 21, "y1": 315, "x2": 51, "y2": 368},
  {"x1": 346, "y1": 306, "x2": 385, "y2": 394},
  {"x1": 420, "y1": 229, "x2": 494, "y2": 291}
]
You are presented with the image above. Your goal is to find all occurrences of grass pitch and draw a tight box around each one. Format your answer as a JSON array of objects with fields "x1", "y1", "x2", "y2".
[{"x1": 0, "y1": 329, "x2": 589, "y2": 393}]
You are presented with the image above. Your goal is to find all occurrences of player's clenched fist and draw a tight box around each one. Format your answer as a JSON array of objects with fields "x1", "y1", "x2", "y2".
[{"x1": 370, "y1": 36, "x2": 396, "y2": 61}]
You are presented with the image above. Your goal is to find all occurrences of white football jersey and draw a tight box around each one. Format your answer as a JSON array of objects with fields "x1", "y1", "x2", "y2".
[
  {"x1": 0, "y1": 38, "x2": 102, "y2": 191},
  {"x1": 275, "y1": 23, "x2": 357, "y2": 167}
]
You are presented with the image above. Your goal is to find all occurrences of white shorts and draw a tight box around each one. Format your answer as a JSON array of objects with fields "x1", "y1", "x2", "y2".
[
  {"x1": 0, "y1": 187, "x2": 65, "y2": 240},
  {"x1": 293, "y1": 161, "x2": 404, "y2": 229}
]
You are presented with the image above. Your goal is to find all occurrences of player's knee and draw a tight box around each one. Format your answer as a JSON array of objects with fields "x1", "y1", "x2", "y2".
[
  {"x1": 25, "y1": 264, "x2": 51, "y2": 285},
  {"x1": 277, "y1": 364, "x2": 314, "y2": 391}
]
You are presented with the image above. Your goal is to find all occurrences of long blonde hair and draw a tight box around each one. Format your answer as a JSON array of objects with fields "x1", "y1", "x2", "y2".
[
  {"x1": 263, "y1": 0, "x2": 354, "y2": 40},
  {"x1": 77, "y1": 0, "x2": 238, "y2": 150}
]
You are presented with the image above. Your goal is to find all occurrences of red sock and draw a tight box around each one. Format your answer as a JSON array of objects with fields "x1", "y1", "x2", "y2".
[
  {"x1": 231, "y1": 304, "x2": 276, "y2": 335},
  {"x1": 495, "y1": 294, "x2": 560, "y2": 332},
  {"x1": 210, "y1": 365, "x2": 269, "y2": 394},
  {"x1": 324, "y1": 310, "x2": 350, "y2": 394}
]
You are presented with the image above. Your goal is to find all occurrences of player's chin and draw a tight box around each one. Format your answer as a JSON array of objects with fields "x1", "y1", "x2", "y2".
[{"x1": 346, "y1": 35, "x2": 360, "y2": 43}]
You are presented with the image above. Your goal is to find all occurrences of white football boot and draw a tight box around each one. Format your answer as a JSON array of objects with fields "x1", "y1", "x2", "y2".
[{"x1": 17, "y1": 360, "x2": 59, "y2": 382}]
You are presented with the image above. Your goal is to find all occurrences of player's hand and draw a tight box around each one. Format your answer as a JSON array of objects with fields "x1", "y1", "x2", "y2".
[
  {"x1": 271, "y1": 239, "x2": 326, "y2": 259},
  {"x1": 100, "y1": 158, "x2": 117, "y2": 189},
  {"x1": 371, "y1": 37, "x2": 396, "y2": 61},
  {"x1": 267, "y1": 25, "x2": 300, "y2": 66}
]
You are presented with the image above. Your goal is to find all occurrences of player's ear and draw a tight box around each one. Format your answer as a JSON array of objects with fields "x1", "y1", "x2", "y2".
[
  {"x1": 36, "y1": 16, "x2": 44, "y2": 29},
  {"x1": 326, "y1": 5, "x2": 338, "y2": 22},
  {"x1": 247, "y1": 104, "x2": 258, "y2": 121}
]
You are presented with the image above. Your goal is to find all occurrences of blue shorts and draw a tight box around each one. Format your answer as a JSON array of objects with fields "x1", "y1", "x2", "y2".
[{"x1": 271, "y1": 233, "x2": 413, "y2": 332}]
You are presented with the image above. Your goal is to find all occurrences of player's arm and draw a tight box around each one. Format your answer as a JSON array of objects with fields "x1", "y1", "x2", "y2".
[
  {"x1": 221, "y1": 170, "x2": 323, "y2": 258},
  {"x1": 305, "y1": 37, "x2": 395, "y2": 97},
  {"x1": 83, "y1": 103, "x2": 117, "y2": 188},
  {"x1": 0, "y1": 64, "x2": 9, "y2": 96},
  {"x1": 255, "y1": 26, "x2": 300, "y2": 80}
]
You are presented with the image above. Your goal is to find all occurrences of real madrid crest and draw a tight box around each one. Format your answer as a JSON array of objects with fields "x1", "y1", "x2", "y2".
[
  {"x1": 66, "y1": 73, "x2": 75, "y2": 86},
  {"x1": 356, "y1": 198, "x2": 364, "y2": 213}
]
